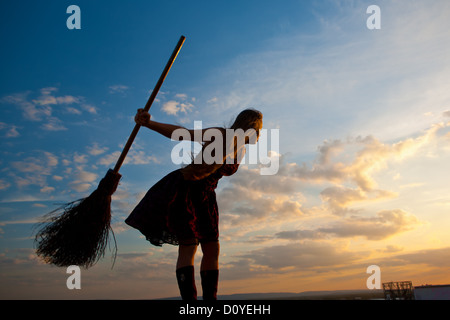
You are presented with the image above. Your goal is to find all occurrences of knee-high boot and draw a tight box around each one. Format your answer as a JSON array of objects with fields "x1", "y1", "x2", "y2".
[
  {"x1": 200, "y1": 269, "x2": 219, "y2": 301},
  {"x1": 176, "y1": 266, "x2": 197, "y2": 301}
]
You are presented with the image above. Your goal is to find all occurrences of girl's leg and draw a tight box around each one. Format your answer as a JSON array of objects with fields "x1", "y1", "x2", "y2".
[
  {"x1": 200, "y1": 240, "x2": 220, "y2": 271},
  {"x1": 200, "y1": 241, "x2": 220, "y2": 300},
  {"x1": 176, "y1": 243, "x2": 198, "y2": 300},
  {"x1": 177, "y1": 243, "x2": 197, "y2": 269}
]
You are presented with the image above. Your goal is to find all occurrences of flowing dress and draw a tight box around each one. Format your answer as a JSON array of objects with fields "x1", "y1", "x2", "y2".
[{"x1": 125, "y1": 163, "x2": 239, "y2": 246}]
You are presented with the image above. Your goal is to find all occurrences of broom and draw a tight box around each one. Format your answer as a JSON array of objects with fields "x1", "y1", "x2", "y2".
[{"x1": 34, "y1": 35, "x2": 186, "y2": 269}]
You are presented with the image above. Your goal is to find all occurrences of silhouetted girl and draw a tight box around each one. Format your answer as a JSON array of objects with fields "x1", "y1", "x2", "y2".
[{"x1": 125, "y1": 108, "x2": 263, "y2": 300}]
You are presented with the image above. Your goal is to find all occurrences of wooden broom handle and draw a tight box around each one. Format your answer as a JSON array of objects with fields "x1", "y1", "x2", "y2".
[{"x1": 113, "y1": 35, "x2": 186, "y2": 174}]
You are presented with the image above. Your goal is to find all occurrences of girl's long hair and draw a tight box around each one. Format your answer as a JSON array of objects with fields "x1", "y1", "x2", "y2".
[{"x1": 181, "y1": 108, "x2": 263, "y2": 180}]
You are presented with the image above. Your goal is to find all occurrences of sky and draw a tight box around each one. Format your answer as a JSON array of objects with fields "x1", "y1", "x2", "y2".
[{"x1": 1, "y1": 0, "x2": 450, "y2": 300}]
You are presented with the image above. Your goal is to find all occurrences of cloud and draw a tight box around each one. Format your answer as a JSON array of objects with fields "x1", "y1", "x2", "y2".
[
  {"x1": 0, "y1": 179, "x2": 11, "y2": 190},
  {"x1": 11, "y1": 161, "x2": 48, "y2": 175},
  {"x1": 161, "y1": 100, "x2": 194, "y2": 116},
  {"x1": 81, "y1": 104, "x2": 98, "y2": 114},
  {"x1": 161, "y1": 101, "x2": 179, "y2": 115},
  {"x1": 290, "y1": 125, "x2": 441, "y2": 190},
  {"x1": 6, "y1": 126, "x2": 20, "y2": 137},
  {"x1": 32, "y1": 90, "x2": 79, "y2": 106},
  {"x1": 161, "y1": 93, "x2": 195, "y2": 116},
  {"x1": 39, "y1": 87, "x2": 58, "y2": 96},
  {"x1": 65, "y1": 107, "x2": 82, "y2": 115},
  {"x1": 97, "y1": 149, "x2": 159, "y2": 167},
  {"x1": 70, "y1": 182, "x2": 92, "y2": 193},
  {"x1": 0, "y1": 122, "x2": 20, "y2": 138},
  {"x1": 7, "y1": 151, "x2": 60, "y2": 192},
  {"x1": 44, "y1": 152, "x2": 59, "y2": 167},
  {"x1": 221, "y1": 209, "x2": 422, "y2": 281},
  {"x1": 2, "y1": 142, "x2": 158, "y2": 198},
  {"x1": 174, "y1": 93, "x2": 188, "y2": 99},
  {"x1": 40, "y1": 117, "x2": 67, "y2": 131},
  {"x1": 66, "y1": 165, "x2": 99, "y2": 192},
  {"x1": 279, "y1": 123, "x2": 447, "y2": 216},
  {"x1": 74, "y1": 167, "x2": 98, "y2": 183},
  {"x1": 1, "y1": 92, "x2": 51, "y2": 121},
  {"x1": 40, "y1": 186, "x2": 55, "y2": 193},
  {"x1": 276, "y1": 209, "x2": 421, "y2": 242},
  {"x1": 318, "y1": 209, "x2": 421, "y2": 241},
  {"x1": 223, "y1": 165, "x2": 299, "y2": 196},
  {"x1": 240, "y1": 241, "x2": 360, "y2": 272},
  {"x1": 275, "y1": 229, "x2": 324, "y2": 241},
  {"x1": 73, "y1": 153, "x2": 88, "y2": 164},
  {"x1": 1, "y1": 88, "x2": 97, "y2": 126},
  {"x1": 109, "y1": 85, "x2": 129, "y2": 94},
  {"x1": 320, "y1": 186, "x2": 397, "y2": 216},
  {"x1": 207, "y1": 97, "x2": 218, "y2": 104},
  {"x1": 87, "y1": 143, "x2": 109, "y2": 156},
  {"x1": 218, "y1": 166, "x2": 304, "y2": 230},
  {"x1": 391, "y1": 246, "x2": 450, "y2": 269},
  {"x1": 26, "y1": 87, "x2": 80, "y2": 128},
  {"x1": 213, "y1": 120, "x2": 444, "y2": 246}
]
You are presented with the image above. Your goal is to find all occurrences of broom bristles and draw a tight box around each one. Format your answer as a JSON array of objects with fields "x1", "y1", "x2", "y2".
[{"x1": 34, "y1": 169, "x2": 121, "y2": 269}]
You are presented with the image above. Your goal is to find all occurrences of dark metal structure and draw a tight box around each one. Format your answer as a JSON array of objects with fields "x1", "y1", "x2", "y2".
[{"x1": 383, "y1": 281, "x2": 414, "y2": 300}]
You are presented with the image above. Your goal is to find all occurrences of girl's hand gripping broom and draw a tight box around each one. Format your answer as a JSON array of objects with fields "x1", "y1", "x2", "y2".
[{"x1": 34, "y1": 36, "x2": 186, "y2": 269}]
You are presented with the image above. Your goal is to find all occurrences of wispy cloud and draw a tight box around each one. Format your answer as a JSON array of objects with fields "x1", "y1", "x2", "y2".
[
  {"x1": 32, "y1": 87, "x2": 79, "y2": 106},
  {"x1": 1, "y1": 87, "x2": 97, "y2": 131},
  {"x1": 0, "y1": 122, "x2": 20, "y2": 138},
  {"x1": 7, "y1": 151, "x2": 60, "y2": 193},
  {"x1": 87, "y1": 142, "x2": 109, "y2": 156},
  {"x1": 161, "y1": 100, "x2": 194, "y2": 116},
  {"x1": 40, "y1": 117, "x2": 67, "y2": 131},
  {"x1": 98, "y1": 149, "x2": 159, "y2": 167},
  {"x1": 318, "y1": 209, "x2": 421, "y2": 240},
  {"x1": 81, "y1": 104, "x2": 98, "y2": 114},
  {"x1": 0, "y1": 179, "x2": 11, "y2": 190},
  {"x1": 275, "y1": 209, "x2": 421, "y2": 241},
  {"x1": 222, "y1": 241, "x2": 361, "y2": 279},
  {"x1": 69, "y1": 166, "x2": 99, "y2": 192},
  {"x1": 108, "y1": 84, "x2": 129, "y2": 95},
  {"x1": 2, "y1": 92, "x2": 51, "y2": 121}
]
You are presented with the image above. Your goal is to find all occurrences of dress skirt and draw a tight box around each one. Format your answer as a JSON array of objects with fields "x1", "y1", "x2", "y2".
[{"x1": 125, "y1": 168, "x2": 224, "y2": 246}]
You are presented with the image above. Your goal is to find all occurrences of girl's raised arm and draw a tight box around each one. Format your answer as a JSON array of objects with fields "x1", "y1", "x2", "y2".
[{"x1": 135, "y1": 108, "x2": 218, "y2": 142}]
